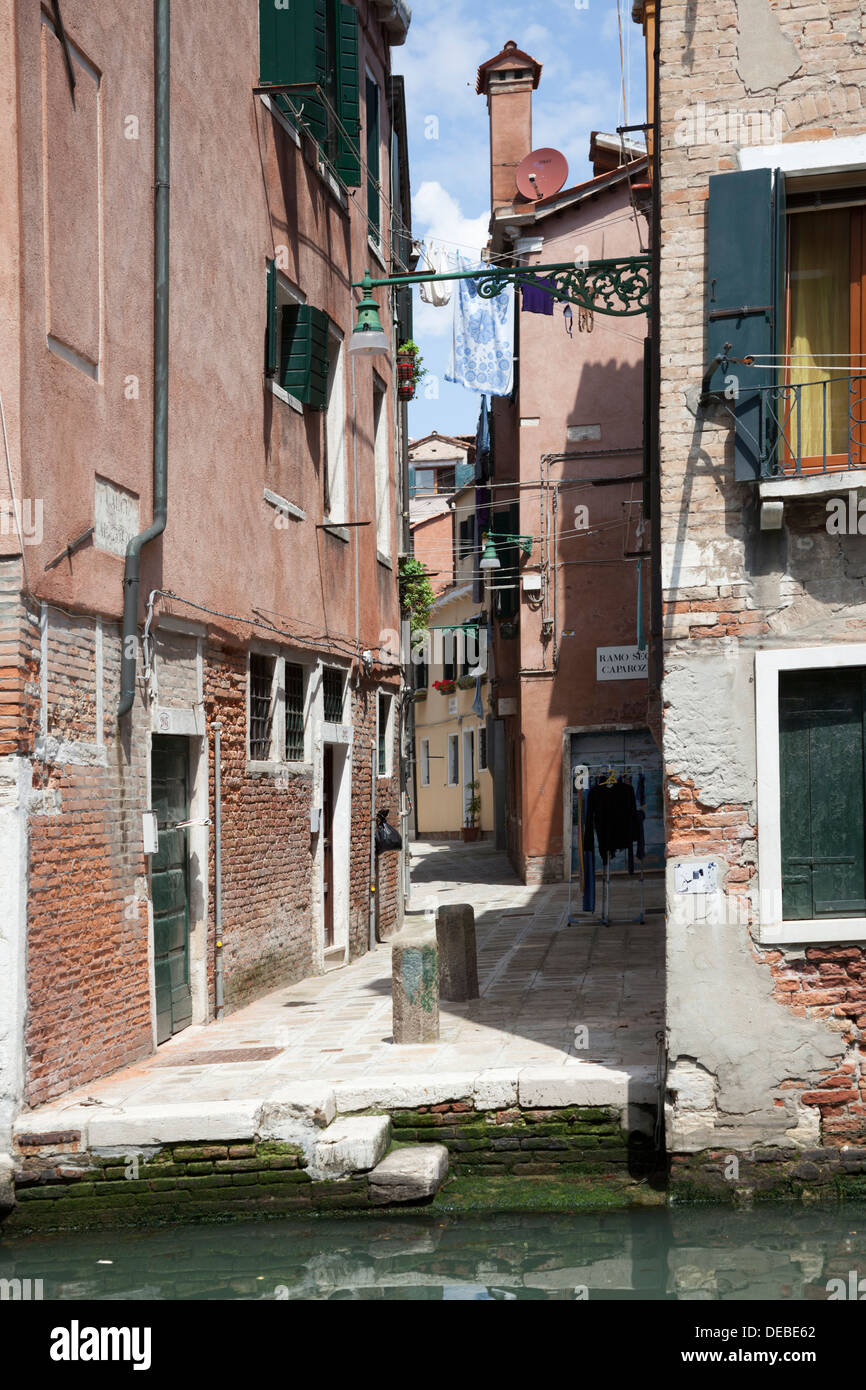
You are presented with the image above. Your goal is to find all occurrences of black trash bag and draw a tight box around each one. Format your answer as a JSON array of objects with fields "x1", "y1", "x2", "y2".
[{"x1": 375, "y1": 808, "x2": 402, "y2": 853}]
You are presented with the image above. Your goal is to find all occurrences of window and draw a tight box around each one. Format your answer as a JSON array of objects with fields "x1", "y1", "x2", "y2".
[
  {"x1": 447, "y1": 733, "x2": 459, "y2": 787},
  {"x1": 373, "y1": 377, "x2": 390, "y2": 559},
  {"x1": 442, "y1": 632, "x2": 457, "y2": 683},
  {"x1": 756, "y1": 646, "x2": 866, "y2": 944},
  {"x1": 325, "y1": 326, "x2": 347, "y2": 519},
  {"x1": 285, "y1": 662, "x2": 305, "y2": 761},
  {"x1": 706, "y1": 168, "x2": 866, "y2": 479},
  {"x1": 420, "y1": 738, "x2": 430, "y2": 787},
  {"x1": 779, "y1": 667, "x2": 866, "y2": 921},
  {"x1": 266, "y1": 267, "x2": 307, "y2": 400},
  {"x1": 323, "y1": 667, "x2": 345, "y2": 723},
  {"x1": 259, "y1": 0, "x2": 361, "y2": 185},
  {"x1": 249, "y1": 654, "x2": 276, "y2": 760},
  {"x1": 366, "y1": 72, "x2": 380, "y2": 243},
  {"x1": 378, "y1": 692, "x2": 392, "y2": 776},
  {"x1": 249, "y1": 654, "x2": 308, "y2": 763},
  {"x1": 785, "y1": 200, "x2": 866, "y2": 469},
  {"x1": 479, "y1": 726, "x2": 488, "y2": 771},
  {"x1": 458, "y1": 515, "x2": 475, "y2": 561}
]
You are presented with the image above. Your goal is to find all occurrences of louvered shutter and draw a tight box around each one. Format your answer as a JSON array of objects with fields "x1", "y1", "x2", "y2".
[
  {"x1": 280, "y1": 305, "x2": 331, "y2": 409},
  {"x1": 259, "y1": 0, "x2": 328, "y2": 147},
  {"x1": 335, "y1": 5, "x2": 361, "y2": 185}
]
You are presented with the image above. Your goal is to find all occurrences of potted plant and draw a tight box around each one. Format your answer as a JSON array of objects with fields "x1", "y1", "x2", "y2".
[
  {"x1": 433, "y1": 678, "x2": 456, "y2": 695},
  {"x1": 462, "y1": 782, "x2": 482, "y2": 842},
  {"x1": 396, "y1": 340, "x2": 427, "y2": 402},
  {"x1": 456, "y1": 673, "x2": 476, "y2": 690}
]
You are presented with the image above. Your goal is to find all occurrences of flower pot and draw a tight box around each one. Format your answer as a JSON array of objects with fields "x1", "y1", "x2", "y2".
[
  {"x1": 462, "y1": 826, "x2": 480, "y2": 842},
  {"x1": 456, "y1": 675, "x2": 476, "y2": 690},
  {"x1": 398, "y1": 380, "x2": 415, "y2": 401}
]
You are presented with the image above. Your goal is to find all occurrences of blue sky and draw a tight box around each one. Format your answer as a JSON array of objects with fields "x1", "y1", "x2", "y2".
[{"x1": 391, "y1": 0, "x2": 646, "y2": 441}]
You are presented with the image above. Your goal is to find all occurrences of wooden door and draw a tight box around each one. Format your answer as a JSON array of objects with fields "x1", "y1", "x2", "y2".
[
  {"x1": 151, "y1": 736, "x2": 192, "y2": 1043},
  {"x1": 323, "y1": 745, "x2": 335, "y2": 949}
]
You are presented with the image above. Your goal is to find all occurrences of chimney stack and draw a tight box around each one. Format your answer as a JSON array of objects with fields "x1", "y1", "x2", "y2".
[{"x1": 476, "y1": 41, "x2": 542, "y2": 213}]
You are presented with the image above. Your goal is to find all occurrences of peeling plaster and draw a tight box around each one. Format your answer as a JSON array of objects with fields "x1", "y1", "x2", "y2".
[
  {"x1": 664, "y1": 648, "x2": 756, "y2": 807},
  {"x1": 736, "y1": 0, "x2": 801, "y2": 94}
]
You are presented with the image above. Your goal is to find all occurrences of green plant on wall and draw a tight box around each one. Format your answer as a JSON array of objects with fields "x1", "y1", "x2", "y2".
[{"x1": 399, "y1": 556, "x2": 434, "y2": 635}]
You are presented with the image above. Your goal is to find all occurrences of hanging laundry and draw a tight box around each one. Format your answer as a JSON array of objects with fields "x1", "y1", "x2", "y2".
[
  {"x1": 446, "y1": 255, "x2": 514, "y2": 397},
  {"x1": 418, "y1": 242, "x2": 453, "y2": 306},
  {"x1": 520, "y1": 275, "x2": 556, "y2": 316},
  {"x1": 475, "y1": 395, "x2": 491, "y2": 482},
  {"x1": 583, "y1": 779, "x2": 644, "y2": 874}
]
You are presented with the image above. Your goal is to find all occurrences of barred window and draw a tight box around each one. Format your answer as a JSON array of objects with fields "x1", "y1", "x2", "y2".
[
  {"x1": 285, "y1": 662, "x2": 305, "y2": 761},
  {"x1": 323, "y1": 667, "x2": 345, "y2": 723},
  {"x1": 378, "y1": 693, "x2": 391, "y2": 776},
  {"x1": 249, "y1": 654, "x2": 276, "y2": 760}
]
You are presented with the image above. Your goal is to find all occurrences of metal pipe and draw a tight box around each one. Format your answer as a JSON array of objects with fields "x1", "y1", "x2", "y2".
[
  {"x1": 369, "y1": 745, "x2": 376, "y2": 951},
  {"x1": 119, "y1": 0, "x2": 170, "y2": 717},
  {"x1": 213, "y1": 721, "x2": 224, "y2": 1019}
]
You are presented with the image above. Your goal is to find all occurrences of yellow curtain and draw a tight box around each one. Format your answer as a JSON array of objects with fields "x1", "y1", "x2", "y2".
[{"x1": 788, "y1": 209, "x2": 850, "y2": 461}]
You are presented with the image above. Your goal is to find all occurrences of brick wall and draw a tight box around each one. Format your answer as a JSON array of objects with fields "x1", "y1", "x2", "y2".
[{"x1": 658, "y1": 0, "x2": 866, "y2": 1147}]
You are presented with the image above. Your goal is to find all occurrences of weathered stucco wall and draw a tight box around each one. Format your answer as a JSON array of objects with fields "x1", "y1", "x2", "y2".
[{"x1": 658, "y1": 0, "x2": 866, "y2": 1151}]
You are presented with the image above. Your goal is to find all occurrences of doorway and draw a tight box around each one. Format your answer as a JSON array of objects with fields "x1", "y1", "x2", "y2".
[
  {"x1": 151, "y1": 735, "x2": 193, "y2": 1043},
  {"x1": 323, "y1": 744, "x2": 335, "y2": 949}
]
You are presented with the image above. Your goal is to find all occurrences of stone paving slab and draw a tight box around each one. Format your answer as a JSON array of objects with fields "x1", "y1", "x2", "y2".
[{"x1": 15, "y1": 842, "x2": 665, "y2": 1135}]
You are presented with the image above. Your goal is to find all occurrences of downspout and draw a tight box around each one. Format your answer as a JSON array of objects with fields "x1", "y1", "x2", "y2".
[
  {"x1": 118, "y1": 0, "x2": 170, "y2": 717},
  {"x1": 213, "y1": 721, "x2": 224, "y2": 1020}
]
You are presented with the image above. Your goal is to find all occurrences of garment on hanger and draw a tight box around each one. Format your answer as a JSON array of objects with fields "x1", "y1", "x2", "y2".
[
  {"x1": 520, "y1": 276, "x2": 556, "y2": 316},
  {"x1": 418, "y1": 242, "x2": 453, "y2": 306},
  {"x1": 446, "y1": 255, "x2": 514, "y2": 397},
  {"x1": 583, "y1": 778, "x2": 644, "y2": 873}
]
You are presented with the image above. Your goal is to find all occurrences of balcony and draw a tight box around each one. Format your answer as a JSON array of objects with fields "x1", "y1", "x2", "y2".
[{"x1": 740, "y1": 375, "x2": 866, "y2": 525}]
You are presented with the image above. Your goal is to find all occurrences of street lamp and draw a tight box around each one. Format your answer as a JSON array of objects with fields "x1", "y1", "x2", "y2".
[
  {"x1": 479, "y1": 534, "x2": 501, "y2": 570},
  {"x1": 348, "y1": 272, "x2": 390, "y2": 356}
]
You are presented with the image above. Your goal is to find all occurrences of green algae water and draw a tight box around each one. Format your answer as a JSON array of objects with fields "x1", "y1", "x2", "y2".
[{"x1": 3, "y1": 1206, "x2": 866, "y2": 1300}]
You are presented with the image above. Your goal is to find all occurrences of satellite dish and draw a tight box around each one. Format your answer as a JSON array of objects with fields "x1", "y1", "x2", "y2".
[{"x1": 516, "y1": 148, "x2": 569, "y2": 201}]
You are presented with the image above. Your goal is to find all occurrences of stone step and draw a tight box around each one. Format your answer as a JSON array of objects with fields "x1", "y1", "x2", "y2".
[
  {"x1": 310, "y1": 1115, "x2": 391, "y2": 1179},
  {"x1": 368, "y1": 1143, "x2": 449, "y2": 1205}
]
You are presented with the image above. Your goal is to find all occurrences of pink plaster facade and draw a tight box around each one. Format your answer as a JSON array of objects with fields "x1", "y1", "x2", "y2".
[
  {"x1": 479, "y1": 42, "x2": 654, "y2": 883},
  {"x1": 0, "y1": 0, "x2": 410, "y2": 1121}
]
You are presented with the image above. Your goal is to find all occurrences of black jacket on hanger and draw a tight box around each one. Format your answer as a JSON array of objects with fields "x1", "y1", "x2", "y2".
[{"x1": 583, "y1": 780, "x2": 644, "y2": 871}]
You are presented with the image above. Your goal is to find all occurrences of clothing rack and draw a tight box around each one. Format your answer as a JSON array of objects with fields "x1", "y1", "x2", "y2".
[{"x1": 567, "y1": 761, "x2": 646, "y2": 927}]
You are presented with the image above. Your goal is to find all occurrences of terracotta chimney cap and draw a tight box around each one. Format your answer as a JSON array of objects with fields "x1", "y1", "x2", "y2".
[{"x1": 476, "y1": 40, "x2": 542, "y2": 95}]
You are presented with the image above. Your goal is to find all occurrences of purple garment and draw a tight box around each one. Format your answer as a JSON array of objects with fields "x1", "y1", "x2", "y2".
[{"x1": 520, "y1": 277, "x2": 555, "y2": 316}]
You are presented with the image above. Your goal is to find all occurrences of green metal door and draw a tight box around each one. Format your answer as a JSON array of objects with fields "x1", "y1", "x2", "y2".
[
  {"x1": 780, "y1": 670, "x2": 866, "y2": 919},
  {"x1": 151, "y1": 735, "x2": 193, "y2": 1043}
]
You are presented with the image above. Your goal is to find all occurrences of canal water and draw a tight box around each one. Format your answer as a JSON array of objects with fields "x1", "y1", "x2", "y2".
[{"x1": 2, "y1": 1205, "x2": 866, "y2": 1300}]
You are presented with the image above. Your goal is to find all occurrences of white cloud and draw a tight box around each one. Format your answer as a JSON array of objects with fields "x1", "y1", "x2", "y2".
[{"x1": 411, "y1": 181, "x2": 490, "y2": 337}]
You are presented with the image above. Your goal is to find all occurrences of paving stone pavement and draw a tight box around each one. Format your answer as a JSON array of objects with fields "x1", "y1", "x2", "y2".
[{"x1": 32, "y1": 841, "x2": 665, "y2": 1117}]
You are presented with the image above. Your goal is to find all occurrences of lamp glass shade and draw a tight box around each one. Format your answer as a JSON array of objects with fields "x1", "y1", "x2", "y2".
[
  {"x1": 348, "y1": 326, "x2": 390, "y2": 356},
  {"x1": 479, "y1": 536, "x2": 500, "y2": 570}
]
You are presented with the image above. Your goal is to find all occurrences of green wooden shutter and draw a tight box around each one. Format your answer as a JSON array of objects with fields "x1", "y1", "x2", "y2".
[
  {"x1": 779, "y1": 670, "x2": 866, "y2": 920},
  {"x1": 265, "y1": 258, "x2": 277, "y2": 378},
  {"x1": 259, "y1": 0, "x2": 328, "y2": 146},
  {"x1": 455, "y1": 461, "x2": 475, "y2": 490},
  {"x1": 334, "y1": 4, "x2": 361, "y2": 186},
  {"x1": 706, "y1": 168, "x2": 785, "y2": 481},
  {"x1": 280, "y1": 304, "x2": 331, "y2": 409}
]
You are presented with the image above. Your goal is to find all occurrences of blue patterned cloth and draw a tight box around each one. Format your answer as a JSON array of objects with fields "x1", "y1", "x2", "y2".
[{"x1": 446, "y1": 258, "x2": 514, "y2": 397}]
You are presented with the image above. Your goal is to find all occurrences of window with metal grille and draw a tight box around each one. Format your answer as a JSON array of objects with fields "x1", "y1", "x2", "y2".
[
  {"x1": 249, "y1": 654, "x2": 276, "y2": 760},
  {"x1": 323, "y1": 667, "x2": 344, "y2": 723},
  {"x1": 378, "y1": 693, "x2": 391, "y2": 776},
  {"x1": 285, "y1": 662, "x2": 305, "y2": 761}
]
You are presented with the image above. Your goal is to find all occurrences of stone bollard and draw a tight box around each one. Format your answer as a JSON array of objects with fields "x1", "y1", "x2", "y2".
[
  {"x1": 392, "y1": 934, "x2": 439, "y2": 1043},
  {"x1": 436, "y1": 903, "x2": 479, "y2": 1002}
]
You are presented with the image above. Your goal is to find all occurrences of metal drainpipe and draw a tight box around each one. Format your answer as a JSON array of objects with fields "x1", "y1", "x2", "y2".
[
  {"x1": 213, "y1": 721, "x2": 224, "y2": 1019},
  {"x1": 118, "y1": 0, "x2": 170, "y2": 718}
]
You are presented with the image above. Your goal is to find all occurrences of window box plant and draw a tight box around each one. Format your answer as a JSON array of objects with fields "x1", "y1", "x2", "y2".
[
  {"x1": 456, "y1": 674, "x2": 477, "y2": 690},
  {"x1": 433, "y1": 678, "x2": 456, "y2": 695},
  {"x1": 396, "y1": 341, "x2": 427, "y2": 402}
]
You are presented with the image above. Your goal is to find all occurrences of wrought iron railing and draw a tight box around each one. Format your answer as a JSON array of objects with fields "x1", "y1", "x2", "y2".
[{"x1": 754, "y1": 374, "x2": 866, "y2": 478}]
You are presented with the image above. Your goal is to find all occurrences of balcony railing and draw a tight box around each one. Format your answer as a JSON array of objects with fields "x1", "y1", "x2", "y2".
[{"x1": 754, "y1": 374, "x2": 866, "y2": 479}]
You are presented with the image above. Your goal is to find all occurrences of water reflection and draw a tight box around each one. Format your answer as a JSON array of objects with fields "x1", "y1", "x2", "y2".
[{"x1": 2, "y1": 1207, "x2": 866, "y2": 1301}]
